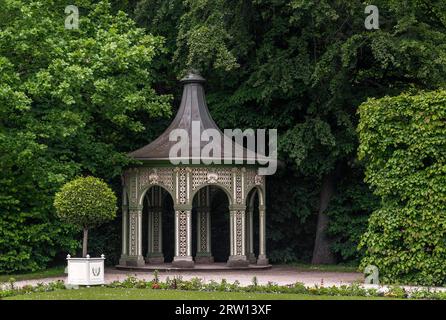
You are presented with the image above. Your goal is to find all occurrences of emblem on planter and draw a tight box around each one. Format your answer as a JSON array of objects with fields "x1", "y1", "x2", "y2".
[{"x1": 91, "y1": 267, "x2": 101, "y2": 277}]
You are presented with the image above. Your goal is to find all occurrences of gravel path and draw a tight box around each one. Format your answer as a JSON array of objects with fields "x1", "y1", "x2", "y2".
[{"x1": 6, "y1": 265, "x2": 363, "y2": 289}]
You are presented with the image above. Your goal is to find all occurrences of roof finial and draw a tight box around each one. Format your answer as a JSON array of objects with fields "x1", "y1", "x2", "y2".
[{"x1": 180, "y1": 69, "x2": 205, "y2": 84}]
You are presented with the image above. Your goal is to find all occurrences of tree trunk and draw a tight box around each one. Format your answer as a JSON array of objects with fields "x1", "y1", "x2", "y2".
[
  {"x1": 82, "y1": 228, "x2": 88, "y2": 258},
  {"x1": 311, "y1": 171, "x2": 337, "y2": 264}
]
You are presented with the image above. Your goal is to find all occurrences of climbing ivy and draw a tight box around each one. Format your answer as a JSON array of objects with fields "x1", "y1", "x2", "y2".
[{"x1": 358, "y1": 90, "x2": 446, "y2": 286}]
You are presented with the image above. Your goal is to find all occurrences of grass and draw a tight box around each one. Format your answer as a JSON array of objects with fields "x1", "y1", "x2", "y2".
[
  {"x1": 0, "y1": 266, "x2": 65, "y2": 282},
  {"x1": 4, "y1": 287, "x2": 395, "y2": 300},
  {"x1": 289, "y1": 263, "x2": 359, "y2": 273}
]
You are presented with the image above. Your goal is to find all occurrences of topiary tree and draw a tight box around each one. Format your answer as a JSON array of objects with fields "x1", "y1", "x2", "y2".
[
  {"x1": 54, "y1": 176, "x2": 117, "y2": 257},
  {"x1": 358, "y1": 90, "x2": 446, "y2": 286}
]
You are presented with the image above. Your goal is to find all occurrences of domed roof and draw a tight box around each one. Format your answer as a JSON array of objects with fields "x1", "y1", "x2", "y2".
[{"x1": 128, "y1": 71, "x2": 259, "y2": 164}]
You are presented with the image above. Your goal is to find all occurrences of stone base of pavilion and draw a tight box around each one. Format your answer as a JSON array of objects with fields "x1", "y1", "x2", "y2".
[{"x1": 115, "y1": 262, "x2": 272, "y2": 272}]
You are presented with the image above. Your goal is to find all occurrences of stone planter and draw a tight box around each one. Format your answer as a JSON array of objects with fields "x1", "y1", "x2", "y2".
[{"x1": 66, "y1": 254, "x2": 105, "y2": 285}]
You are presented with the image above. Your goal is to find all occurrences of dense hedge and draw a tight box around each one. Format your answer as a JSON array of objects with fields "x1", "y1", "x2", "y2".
[{"x1": 358, "y1": 90, "x2": 446, "y2": 286}]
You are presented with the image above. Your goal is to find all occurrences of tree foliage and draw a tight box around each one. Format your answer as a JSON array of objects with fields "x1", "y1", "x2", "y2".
[
  {"x1": 358, "y1": 90, "x2": 446, "y2": 286},
  {"x1": 0, "y1": 0, "x2": 170, "y2": 272},
  {"x1": 133, "y1": 0, "x2": 446, "y2": 264},
  {"x1": 326, "y1": 167, "x2": 379, "y2": 262},
  {"x1": 54, "y1": 176, "x2": 117, "y2": 257},
  {"x1": 2, "y1": 0, "x2": 446, "y2": 278},
  {"x1": 54, "y1": 177, "x2": 117, "y2": 229}
]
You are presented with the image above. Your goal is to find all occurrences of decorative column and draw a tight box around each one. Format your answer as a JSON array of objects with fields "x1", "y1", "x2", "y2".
[
  {"x1": 172, "y1": 206, "x2": 194, "y2": 267},
  {"x1": 195, "y1": 187, "x2": 214, "y2": 263},
  {"x1": 257, "y1": 204, "x2": 269, "y2": 265},
  {"x1": 227, "y1": 205, "x2": 249, "y2": 267},
  {"x1": 172, "y1": 167, "x2": 194, "y2": 268},
  {"x1": 119, "y1": 204, "x2": 129, "y2": 265},
  {"x1": 126, "y1": 205, "x2": 145, "y2": 267},
  {"x1": 146, "y1": 187, "x2": 164, "y2": 264}
]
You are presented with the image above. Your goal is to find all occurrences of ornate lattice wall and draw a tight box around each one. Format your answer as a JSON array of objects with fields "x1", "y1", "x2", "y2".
[
  {"x1": 121, "y1": 165, "x2": 266, "y2": 266},
  {"x1": 122, "y1": 166, "x2": 264, "y2": 207}
]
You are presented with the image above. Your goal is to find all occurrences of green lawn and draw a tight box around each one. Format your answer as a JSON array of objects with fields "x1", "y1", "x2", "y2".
[
  {"x1": 4, "y1": 287, "x2": 394, "y2": 300},
  {"x1": 0, "y1": 266, "x2": 65, "y2": 282},
  {"x1": 289, "y1": 263, "x2": 359, "y2": 273}
]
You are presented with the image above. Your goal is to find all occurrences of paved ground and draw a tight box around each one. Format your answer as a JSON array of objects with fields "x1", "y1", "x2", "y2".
[{"x1": 8, "y1": 265, "x2": 363, "y2": 289}]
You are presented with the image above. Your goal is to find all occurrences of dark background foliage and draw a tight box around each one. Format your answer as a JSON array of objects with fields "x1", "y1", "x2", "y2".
[{"x1": 1, "y1": 0, "x2": 445, "y2": 277}]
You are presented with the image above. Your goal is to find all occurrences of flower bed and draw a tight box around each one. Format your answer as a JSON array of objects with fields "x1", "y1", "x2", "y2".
[{"x1": 1, "y1": 272, "x2": 446, "y2": 300}]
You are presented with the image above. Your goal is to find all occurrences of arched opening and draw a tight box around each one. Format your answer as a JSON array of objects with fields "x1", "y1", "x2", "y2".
[
  {"x1": 246, "y1": 187, "x2": 263, "y2": 264},
  {"x1": 210, "y1": 186, "x2": 230, "y2": 262},
  {"x1": 141, "y1": 185, "x2": 175, "y2": 264},
  {"x1": 191, "y1": 185, "x2": 231, "y2": 263},
  {"x1": 162, "y1": 194, "x2": 175, "y2": 262}
]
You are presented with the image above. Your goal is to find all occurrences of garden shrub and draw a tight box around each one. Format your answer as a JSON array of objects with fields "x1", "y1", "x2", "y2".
[
  {"x1": 358, "y1": 90, "x2": 446, "y2": 286},
  {"x1": 54, "y1": 176, "x2": 117, "y2": 257},
  {"x1": 2, "y1": 275, "x2": 446, "y2": 300}
]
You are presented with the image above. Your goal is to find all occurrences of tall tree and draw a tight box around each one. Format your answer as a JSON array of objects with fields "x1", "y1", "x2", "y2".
[
  {"x1": 0, "y1": 0, "x2": 171, "y2": 272},
  {"x1": 133, "y1": 0, "x2": 446, "y2": 263}
]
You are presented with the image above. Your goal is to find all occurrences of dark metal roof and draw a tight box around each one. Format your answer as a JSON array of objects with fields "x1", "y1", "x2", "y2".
[{"x1": 128, "y1": 72, "x2": 259, "y2": 163}]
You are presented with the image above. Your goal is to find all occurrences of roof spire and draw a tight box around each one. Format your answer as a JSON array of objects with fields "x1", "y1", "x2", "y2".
[{"x1": 180, "y1": 69, "x2": 205, "y2": 84}]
